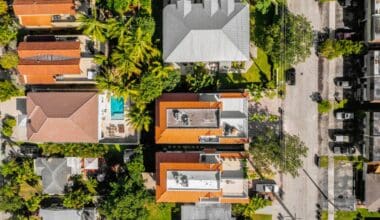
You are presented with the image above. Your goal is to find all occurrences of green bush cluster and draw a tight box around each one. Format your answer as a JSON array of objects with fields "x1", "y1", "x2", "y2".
[
  {"x1": 0, "y1": 52, "x2": 19, "y2": 69},
  {"x1": 1, "y1": 116, "x2": 16, "y2": 138},
  {"x1": 320, "y1": 39, "x2": 364, "y2": 59},
  {"x1": 0, "y1": 80, "x2": 23, "y2": 102}
]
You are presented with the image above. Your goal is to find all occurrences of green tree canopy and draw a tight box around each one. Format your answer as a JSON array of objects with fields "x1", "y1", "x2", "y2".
[
  {"x1": 0, "y1": 80, "x2": 23, "y2": 102},
  {"x1": 126, "y1": 105, "x2": 152, "y2": 132},
  {"x1": 185, "y1": 63, "x2": 216, "y2": 92},
  {"x1": 254, "y1": 9, "x2": 313, "y2": 66},
  {"x1": 320, "y1": 39, "x2": 364, "y2": 59},
  {"x1": 0, "y1": 0, "x2": 8, "y2": 15},
  {"x1": 63, "y1": 175, "x2": 97, "y2": 209},
  {"x1": 249, "y1": 129, "x2": 308, "y2": 177},
  {"x1": 78, "y1": 11, "x2": 107, "y2": 43},
  {"x1": 0, "y1": 52, "x2": 19, "y2": 69},
  {"x1": 99, "y1": 147, "x2": 149, "y2": 220},
  {"x1": 0, "y1": 15, "x2": 17, "y2": 46}
]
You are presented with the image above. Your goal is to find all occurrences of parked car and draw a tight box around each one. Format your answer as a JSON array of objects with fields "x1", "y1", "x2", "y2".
[
  {"x1": 335, "y1": 78, "x2": 352, "y2": 88},
  {"x1": 286, "y1": 68, "x2": 296, "y2": 85},
  {"x1": 332, "y1": 145, "x2": 356, "y2": 155},
  {"x1": 333, "y1": 134, "x2": 352, "y2": 143},
  {"x1": 335, "y1": 112, "x2": 354, "y2": 120}
]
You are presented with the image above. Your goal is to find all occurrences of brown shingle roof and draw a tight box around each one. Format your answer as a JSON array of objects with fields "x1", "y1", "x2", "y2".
[
  {"x1": 18, "y1": 41, "x2": 80, "y2": 59},
  {"x1": 27, "y1": 92, "x2": 98, "y2": 143},
  {"x1": 13, "y1": 0, "x2": 75, "y2": 15}
]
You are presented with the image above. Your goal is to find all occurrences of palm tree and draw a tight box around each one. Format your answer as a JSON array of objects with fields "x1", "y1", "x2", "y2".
[
  {"x1": 96, "y1": 69, "x2": 139, "y2": 99},
  {"x1": 126, "y1": 105, "x2": 152, "y2": 132},
  {"x1": 111, "y1": 47, "x2": 141, "y2": 78},
  {"x1": 106, "y1": 14, "x2": 133, "y2": 45},
  {"x1": 149, "y1": 61, "x2": 174, "y2": 78},
  {"x1": 126, "y1": 27, "x2": 159, "y2": 63},
  {"x1": 77, "y1": 11, "x2": 107, "y2": 43}
]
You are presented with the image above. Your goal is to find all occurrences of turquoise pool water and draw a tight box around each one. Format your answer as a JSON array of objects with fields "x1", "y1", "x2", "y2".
[{"x1": 110, "y1": 96, "x2": 124, "y2": 120}]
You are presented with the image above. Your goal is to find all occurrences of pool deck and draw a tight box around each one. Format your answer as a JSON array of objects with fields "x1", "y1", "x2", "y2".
[{"x1": 98, "y1": 94, "x2": 139, "y2": 144}]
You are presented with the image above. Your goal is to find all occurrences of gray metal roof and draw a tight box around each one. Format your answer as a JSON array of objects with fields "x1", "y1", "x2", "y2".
[
  {"x1": 39, "y1": 208, "x2": 96, "y2": 220},
  {"x1": 163, "y1": 0, "x2": 249, "y2": 63},
  {"x1": 34, "y1": 158, "x2": 71, "y2": 195},
  {"x1": 181, "y1": 204, "x2": 235, "y2": 220}
]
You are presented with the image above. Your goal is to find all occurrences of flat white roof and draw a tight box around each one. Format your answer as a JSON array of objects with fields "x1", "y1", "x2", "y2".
[{"x1": 167, "y1": 170, "x2": 220, "y2": 190}]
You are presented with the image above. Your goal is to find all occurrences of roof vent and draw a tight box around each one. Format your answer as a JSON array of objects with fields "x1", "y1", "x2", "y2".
[
  {"x1": 220, "y1": 0, "x2": 234, "y2": 16},
  {"x1": 204, "y1": 0, "x2": 219, "y2": 16},
  {"x1": 177, "y1": 0, "x2": 192, "y2": 17}
]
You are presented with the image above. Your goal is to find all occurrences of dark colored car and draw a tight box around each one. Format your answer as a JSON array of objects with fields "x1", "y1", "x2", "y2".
[{"x1": 286, "y1": 68, "x2": 296, "y2": 85}]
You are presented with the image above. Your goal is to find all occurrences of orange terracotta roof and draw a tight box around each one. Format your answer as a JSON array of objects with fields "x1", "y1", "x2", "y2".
[
  {"x1": 24, "y1": 74, "x2": 56, "y2": 84},
  {"x1": 156, "y1": 152, "x2": 223, "y2": 203},
  {"x1": 19, "y1": 15, "x2": 52, "y2": 27},
  {"x1": 18, "y1": 59, "x2": 80, "y2": 75},
  {"x1": 27, "y1": 92, "x2": 98, "y2": 143},
  {"x1": 13, "y1": 0, "x2": 75, "y2": 15},
  {"x1": 18, "y1": 41, "x2": 80, "y2": 59},
  {"x1": 155, "y1": 152, "x2": 249, "y2": 204},
  {"x1": 155, "y1": 93, "x2": 248, "y2": 144}
]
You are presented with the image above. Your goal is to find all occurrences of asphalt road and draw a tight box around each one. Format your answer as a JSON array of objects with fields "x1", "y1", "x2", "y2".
[{"x1": 271, "y1": 0, "x2": 329, "y2": 219}]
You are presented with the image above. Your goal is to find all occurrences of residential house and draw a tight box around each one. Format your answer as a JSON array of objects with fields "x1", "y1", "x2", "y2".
[
  {"x1": 17, "y1": 35, "x2": 100, "y2": 84},
  {"x1": 13, "y1": 0, "x2": 91, "y2": 28},
  {"x1": 163, "y1": 0, "x2": 249, "y2": 71},
  {"x1": 155, "y1": 93, "x2": 249, "y2": 144},
  {"x1": 155, "y1": 151, "x2": 249, "y2": 203},
  {"x1": 365, "y1": 0, "x2": 380, "y2": 43},
  {"x1": 363, "y1": 111, "x2": 380, "y2": 161},
  {"x1": 34, "y1": 157, "x2": 99, "y2": 195},
  {"x1": 181, "y1": 204, "x2": 234, "y2": 220},
  {"x1": 27, "y1": 91, "x2": 138, "y2": 144},
  {"x1": 364, "y1": 162, "x2": 380, "y2": 211},
  {"x1": 39, "y1": 208, "x2": 97, "y2": 220},
  {"x1": 360, "y1": 50, "x2": 380, "y2": 103}
]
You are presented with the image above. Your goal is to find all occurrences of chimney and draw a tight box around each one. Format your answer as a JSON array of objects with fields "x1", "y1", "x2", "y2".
[
  {"x1": 203, "y1": 0, "x2": 219, "y2": 16},
  {"x1": 177, "y1": 0, "x2": 192, "y2": 17},
  {"x1": 220, "y1": 0, "x2": 234, "y2": 16}
]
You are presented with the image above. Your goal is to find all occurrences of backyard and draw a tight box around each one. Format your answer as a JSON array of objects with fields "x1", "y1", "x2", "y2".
[{"x1": 218, "y1": 48, "x2": 272, "y2": 87}]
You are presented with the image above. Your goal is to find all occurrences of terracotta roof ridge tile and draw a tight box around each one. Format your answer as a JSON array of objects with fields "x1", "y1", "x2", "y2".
[
  {"x1": 67, "y1": 92, "x2": 97, "y2": 118},
  {"x1": 29, "y1": 106, "x2": 48, "y2": 132}
]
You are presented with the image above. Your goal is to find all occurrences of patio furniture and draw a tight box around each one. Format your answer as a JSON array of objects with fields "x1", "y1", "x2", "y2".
[{"x1": 118, "y1": 124, "x2": 125, "y2": 133}]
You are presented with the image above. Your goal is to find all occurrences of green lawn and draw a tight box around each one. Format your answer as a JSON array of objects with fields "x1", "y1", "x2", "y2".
[
  {"x1": 218, "y1": 48, "x2": 272, "y2": 87},
  {"x1": 146, "y1": 203, "x2": 174, "y2": 220},
  {"x1": 319, "y1": 155, "x2": 329, "y2": 168},
  {"x1": 335, "y1": 209, "x2": 380, "y2": 220},
  {"x1": 251, "y1": 214, "x2": 272, "y2": 220}
]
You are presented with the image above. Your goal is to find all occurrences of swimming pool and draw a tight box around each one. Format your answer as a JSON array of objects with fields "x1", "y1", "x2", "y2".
[{"x1": 110, "y1": 96, "x2": 124, "y2": 120}]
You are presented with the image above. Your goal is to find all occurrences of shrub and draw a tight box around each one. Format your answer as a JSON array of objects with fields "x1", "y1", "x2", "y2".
[
  {"x1": 1, "y1": 116, "x2": 16, "y2": 138},
  {"x1": 0, "y1": 52, "x2": 18, "y2": 69},
  {"x1": 0, "y1": 80, "x2": 23, "y2": 102},
  {"x1": 318, "y1": 100, "x2": 332, "y2": 114},
  {"x1": 320, "y1": 39, "x2": 364, "y2": 59}
]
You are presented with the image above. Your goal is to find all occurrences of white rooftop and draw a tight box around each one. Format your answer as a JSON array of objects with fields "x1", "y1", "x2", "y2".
[{"x1": 166, "y1": 170, "x2": 220, "y2": 190}]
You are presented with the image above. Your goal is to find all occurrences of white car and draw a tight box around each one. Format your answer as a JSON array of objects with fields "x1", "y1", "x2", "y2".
[
  {"x1": 333, "y1": 134, "x2": 351, "y2": 143},
  {"x1": 256, "y1": 183, "x2": 279, "y2": 193},
  {"x1": 335, "y1": 112, "x2": 354, "y2": 120}
]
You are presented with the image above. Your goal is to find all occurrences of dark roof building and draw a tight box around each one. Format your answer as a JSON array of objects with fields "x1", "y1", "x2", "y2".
[
  {"x1": 39, "y1": 208, "x2": 97, "y2": 220},
  {"x1": 364, "y1": 162, "x2": 380, "y2": 212},
  {"x1": 181, "y1": 204, "x2": 235, "y2": 220}
]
